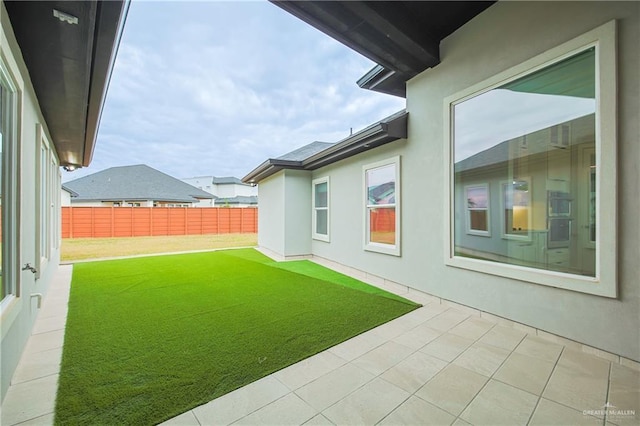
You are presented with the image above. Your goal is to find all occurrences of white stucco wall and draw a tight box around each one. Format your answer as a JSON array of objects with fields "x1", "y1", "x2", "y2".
[
  {"x1": 182, "y1": 176, "x2": 258, "y2": 198},
  {"x1": 215, "y1": 183, "x2": 257, "y2": 198},
  {"x1": 1, "y1": 4, "x2": 62, "y2": 400},
  {"x1": 61, "y1": 189, "x2": 72, "y2": 206},
  {"x1": 283, "y1": 170, "x2": 311, "y2": 257},
  {"x1": 257, "y1": 172, "x2": 286, "y2": 256},
  {"x1": 309, "y1": 2, "x2": 638, "y2": 360},
  {"x1": 257, "y1": 170, "x2": 311, "y2": 257}
]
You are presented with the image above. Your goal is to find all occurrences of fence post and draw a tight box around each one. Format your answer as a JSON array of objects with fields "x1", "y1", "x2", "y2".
[{"x1": 69, "y1": 207, "x2": 73, "y2": 239}]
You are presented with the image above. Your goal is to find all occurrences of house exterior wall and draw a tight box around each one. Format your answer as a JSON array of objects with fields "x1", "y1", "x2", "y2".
[
  {"x1": 61, "y1": 189, "x2": 72, "y2": 206},
  {"x1": 182, "y1": 176, "x2": 213, "y2": 193},
  {"x1": 257, "y1": 170, "x2": 311, "y2": 257},
  {"x1": 307, "y1": 2, "x2": 638, "y2": 360},
  {"x1": 311, "y1": 141, "x2": 407, "y2": 279},
  {"x1": 69, "y1": 200, "x2": 112, "y2": 207},
  {"x1": 258, "y1": 172, "x2": 286, "y2": 255},
  {"x1": 283, "y1": 170, "x2": 311, "y2": 257},
  {"x1": 1, "y1": 5, "x2": 62, "y2": 400},
  {"x1": 215, "y1": 184, "x2": 255, "y2": 198},
  {"x1": 182, "y1": 176, "x2": 258, "y2": 198},
  {"x1": 192, "y1": 198, "x2": 214, "y2": 207}
]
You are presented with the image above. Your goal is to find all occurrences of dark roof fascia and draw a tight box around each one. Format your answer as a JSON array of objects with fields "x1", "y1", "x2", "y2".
[
  {"x1": 4, "y1": 1, "x2": 129, "y2": 168},
  {"x1": 61, "y1": 184, "x2": 79, "y2": 197},
  {"x1": 242, "y1": 111, "x2": 407, "y2": 184},
  {"x1": 242, "y1": 159, "x2": 306, "y2": 185},
  {"x1": 83, "y1": 0, "x2": 130, "y2": 166},
  {"x1": 356, "y1": 65, "x2": 407, "y2": 98},
  {"x1": 303, "y1": 111, "x2": 407, "y2": 170},
  {"x1": 271, "y1": 1, "x2": 495, "y2": 97},
  {"x1": 270, "y1": 1, "x2": 438, "y2": 76}
]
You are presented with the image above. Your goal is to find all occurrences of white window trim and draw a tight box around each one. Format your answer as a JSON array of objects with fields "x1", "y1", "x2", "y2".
[
  {"x1": 464, "y1": 183, "x2": 491, "y2": 237},
  {"x1": 36, "y1": 124, "x2": 50, "y2": 278},
  {"x1": 0, "y1": 55, "x2": 20, "y2": 310},
  {"x1": 444, "y1": 20, "x2": 617, "y2": 298},
  {"x1": 312, "y1": 176, "x2": 330, "y2": 242},
  {"x1": 363, "y1": 156, "x2": 401, "y2": 256},
  {"x1": 500, "y1": 177, "x2": 532, "y2": 241}
]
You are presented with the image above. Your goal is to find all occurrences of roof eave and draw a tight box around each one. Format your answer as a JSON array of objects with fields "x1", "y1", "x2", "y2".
[
  {"x1": 242, "y1": 159, "x2": 305, "y2": 185},
  {"x1": 82, "y1": 1, "x2": 130, "y2": 167},
  {"x1": 4, "y1": 0, "x2": 130, "y2": 169},
  {"x1": 243, "y1": 111, "x2": 408, "y2": 184},
  {"x1": 356, "y1": 65, "x2": 407, "y2": 98},
  {"x1": 303, "y1": 111, "x2": 407, "y2": 170}
]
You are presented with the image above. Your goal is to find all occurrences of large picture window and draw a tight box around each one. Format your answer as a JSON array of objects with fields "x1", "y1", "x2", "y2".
[
  {"x1": 364, "y1": 157, "x2": 400, "y2": 256},
  {"x1": 445, "y1": 21, "x2": 616, "y2": 297},
  {"x1": 312, "y1": 176, "x2": 329, "y2": 241}
]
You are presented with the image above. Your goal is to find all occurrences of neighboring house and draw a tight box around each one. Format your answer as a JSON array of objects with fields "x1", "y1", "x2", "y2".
[
  {"x1": 64, "y1": 164, "x2": 215, "y2": 207},
  {"x1": 246, "y1": 1, "x2": 639, "y2": 363},
  {"x1": 215, "y1": 195, "x2": 258, "y2": 208},
  {"x1": 182, "y1": 175, "x2": 258, "y2": 207},
  {"x1": 61, "y1": 184, "x2": 78, "y2": 207},
  {"x1": 0, "y1": 0, "x2": 127, "y2": 399}
]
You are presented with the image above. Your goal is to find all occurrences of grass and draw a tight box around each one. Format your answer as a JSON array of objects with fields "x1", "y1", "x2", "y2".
[
  {"x1": 61, "y1": 233, "x2": 257, "y2": 262},
  {"x1": 55, "y1": 248, "x2": 419, "y2": 425}
]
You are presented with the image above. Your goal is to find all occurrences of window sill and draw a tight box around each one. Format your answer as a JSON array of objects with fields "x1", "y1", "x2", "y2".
[
  {"x1": 365, "y1": 242, "x2": 401, "y2": 257},
  {"x1": 445, "y1": 255, "x2": 615, "y2": 298}
]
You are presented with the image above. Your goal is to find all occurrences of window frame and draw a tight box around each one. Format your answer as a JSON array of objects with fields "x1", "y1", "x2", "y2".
[
  {"x1": 311, "y1": 176, "x2": 330, "y2": 242},
  {"x1": 444, "y1": 21, "x2": 617, "y2": 298},
  {"x1": 500, "y1": 177, "x2": 532, "y2": 241},
  {"x1": 0, "y1": 57, "x2": 20, "y2": 308},
  {"x1": 464, "y1": 183, "x2": 491, "y2": 237},
  {"x1": 363, "y1": 156, "x2": 401, "y2": 256},
  {"x1": 36, "y1": 124, "x2": 51, "y2": 277}
]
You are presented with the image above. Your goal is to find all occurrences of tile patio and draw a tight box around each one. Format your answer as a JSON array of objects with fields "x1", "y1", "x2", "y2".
[{"x1": 1, "y1": 262, "x2": 639, "y2": 426}]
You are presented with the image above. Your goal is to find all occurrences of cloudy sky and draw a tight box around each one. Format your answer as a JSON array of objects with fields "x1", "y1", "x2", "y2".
[{"x1": 64, "y1": 0, "x2": 405, "y2": 182}]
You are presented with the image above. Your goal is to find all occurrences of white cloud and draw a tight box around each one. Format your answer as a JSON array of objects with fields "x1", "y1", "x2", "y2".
[
  {"x1": 66, "y1": 0, "x2": 405, "y2": 182},
  {"x1": 454, "y1": 89, "x2": 595, "y2": 162}
]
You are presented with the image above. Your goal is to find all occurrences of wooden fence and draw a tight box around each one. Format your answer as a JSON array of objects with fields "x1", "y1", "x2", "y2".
[{"x1": 61, "y1": 207, "x2": 257, "y2": 238}]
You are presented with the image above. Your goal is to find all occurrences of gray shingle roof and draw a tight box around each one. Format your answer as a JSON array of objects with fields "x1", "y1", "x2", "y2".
[
  {"x1": 276, "y1": 141, "x2": 334, "y2": 162},
  {"x1": 243, "y1": 110, "x2": 407, "y2": 184},
  {"x1": 61, "y1": 184, "x2": 79, "y2": 197},
  {"x1": 65, "y1": 164, "x2": 214, "y2": 203},
  {"x1": 211, "y1": 176, "x2": 246, "y2": 185}
]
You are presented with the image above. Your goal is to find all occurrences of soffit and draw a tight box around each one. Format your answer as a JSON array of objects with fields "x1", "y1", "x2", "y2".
[
  {"x1": 4, "y1": 0, "x2": 128, "y2": 168},
  {"x1": 271, "y1": 1, "x2": 495, "y2": 97}
]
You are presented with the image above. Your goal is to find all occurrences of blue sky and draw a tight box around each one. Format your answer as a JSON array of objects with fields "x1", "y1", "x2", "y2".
[{"x1": 64, "y1": 0, "x2": 405, "y2": 182}]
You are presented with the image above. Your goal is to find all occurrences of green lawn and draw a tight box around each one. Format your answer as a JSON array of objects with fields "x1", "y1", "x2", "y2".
[{"x1": 55, "y1": 248, "x2": 419, "y2": 425}]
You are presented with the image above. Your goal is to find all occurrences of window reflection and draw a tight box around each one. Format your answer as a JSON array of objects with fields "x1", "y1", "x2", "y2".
[
  {"x1": 365, "y1": 161, "x2": 398, "y2": 250},
  {"x1": 1, "y1": 84, "x2": 5, "y2": 297},
  {"x1": 453, "y1": 48, "x2": 596, "y2": 276}
]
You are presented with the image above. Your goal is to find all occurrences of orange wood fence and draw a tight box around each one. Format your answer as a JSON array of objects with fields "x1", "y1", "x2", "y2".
[
  {"x1": 61, "y1": 207, "x2": 257, "y2": 238},
  {"x1": 370, "y1": 208, "x2": 396, "y2": 232}
]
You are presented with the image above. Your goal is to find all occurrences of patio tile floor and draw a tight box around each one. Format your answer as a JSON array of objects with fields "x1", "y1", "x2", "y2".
[{"x1": 2, "y1": 262, "x2": 639, "y2": 426}]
